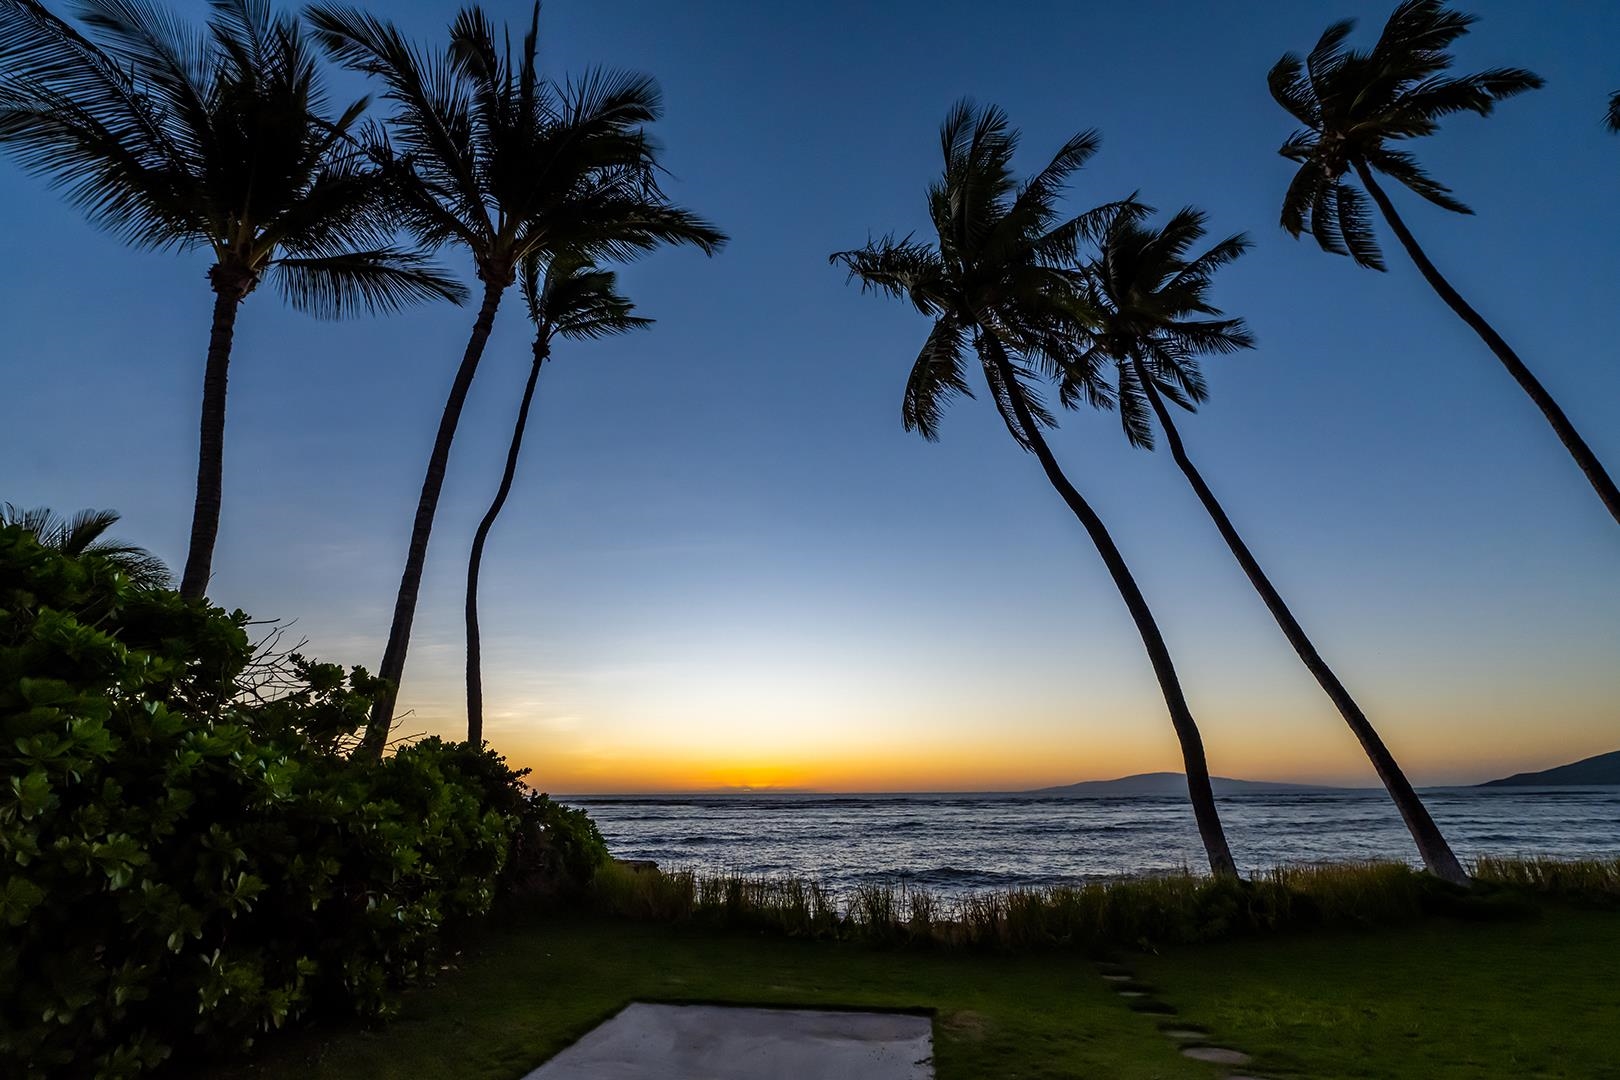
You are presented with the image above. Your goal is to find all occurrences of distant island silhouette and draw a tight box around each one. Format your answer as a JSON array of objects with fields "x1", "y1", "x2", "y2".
[
  {"x1": 1478, "y1": 750, "x2": 1620, "y2": 787},
  {"x1": 1029, "y1": 772, "x2": 1365, "y2": 797}
]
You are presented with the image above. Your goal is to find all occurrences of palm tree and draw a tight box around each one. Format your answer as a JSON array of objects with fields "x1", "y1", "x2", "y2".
[
  {"x1": 0, "y1": 0, "x2": 467, "y2": 602},
  {"x1": 1073, "y1": 205, "x2": 1469, "y2": 884},
  {"x1": 2, "y1": 504, "x2": 170, "y2": 588},
  {"x1": 1606, "y1": 91, "x2": 1619, "y2": 133},
  {"x1": 309, "y1": 3, "x2": 726, "y2": 753},
  {"x1": 832, "y1": 102, "x2": 1238, "y2": 877},
  {"x1": 465, "y1": 253, "x2": 650, "y2": 745},
  {"x1": 1269, "y1": 2, "x2": 1620, "y2": 528}
]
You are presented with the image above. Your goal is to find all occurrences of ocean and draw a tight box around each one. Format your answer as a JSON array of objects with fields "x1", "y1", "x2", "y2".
[{"x1": 563, "y1": 787, "x2": 1620, "y2": 898}]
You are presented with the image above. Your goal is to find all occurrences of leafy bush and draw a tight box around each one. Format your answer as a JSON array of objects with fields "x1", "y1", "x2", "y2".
[
  {"x1": 524, "y1": 795, "x2": 609, "y2": 893},
  {"x1": 0, "y1": 526, "x2": 546, "y2": 1076}
]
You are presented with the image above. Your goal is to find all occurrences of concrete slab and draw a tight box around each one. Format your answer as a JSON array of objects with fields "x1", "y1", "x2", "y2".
[{"x1": 522, "y1": 1003, "x2": 935, "y2": 1080}]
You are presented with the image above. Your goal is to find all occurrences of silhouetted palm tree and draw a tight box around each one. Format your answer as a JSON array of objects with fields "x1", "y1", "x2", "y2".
[
  {"x1": 1606, "y1": 91, "x2": 1619, "y2": 133},
  {"x1": 2, "y1": 504, "x2": 170, "y2": 588},
  {"x1": 0, "y1": 0, "x2": 467, "y2": 602},
  {"x1": 465, "y1": 253, "x2": 650, "y2": 745},
  {"x1": 309, "y1": 2, "x2": 726, "y2": 753},
  {"x1": 1073, "y1": 205, "x2": 1469, "y2": 884},
  {"x1": 1269, "y1": 1, "x2": 1620, "y2": 527},
  {"x1": 832, "y1": 102, "x2": 1238, "y2": 877}
]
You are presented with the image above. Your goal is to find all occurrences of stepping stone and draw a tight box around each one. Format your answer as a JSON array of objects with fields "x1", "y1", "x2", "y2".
[
  {"x1": 1116, "y1": 990, "x2": 1147, "y2": 998},
  {"x1": 1160, "y1": 1028, "x2": 1207, "y2": 1041},
  {"x1": 1180, "y1": 1046, "x2": 1253, "y2": 1066},
  {"x1": 1100, "y1": 974, "x2": 1132, "y2": 982},
  {"x1": 523, "y1": 1003, "x2": 935, "y2": 1079}
]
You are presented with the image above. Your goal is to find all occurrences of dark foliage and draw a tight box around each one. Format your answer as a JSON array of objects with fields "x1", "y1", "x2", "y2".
[
  {"x1": 1268, "y1": 0, "x2": 1542, "y2": 268},
  {"x1": 0, "y1": 525, "x2": 585, "y2": 1077}
]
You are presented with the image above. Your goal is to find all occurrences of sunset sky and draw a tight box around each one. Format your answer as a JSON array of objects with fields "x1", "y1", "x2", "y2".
[{"x1": 3, "y1": 0, "x2": 1617, "y2": 792}]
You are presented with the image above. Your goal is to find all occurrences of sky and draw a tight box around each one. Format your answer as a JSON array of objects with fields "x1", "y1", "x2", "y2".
[{"x1": 3, "y1": 0, "x2": 1618, "y2": 793}]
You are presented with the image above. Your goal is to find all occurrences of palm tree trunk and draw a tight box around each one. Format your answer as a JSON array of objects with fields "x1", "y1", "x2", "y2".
[
  {"x1": 1136, "y1": 364, "x2": 1469, "y2": 885},
  {"x1": 363, "y1": 278, "x2": 507, "y2": 754},
  {"x1": 988, "y1": 352, "x2": 1239, "y2": 878},
  {"x1": 465, "y1": 336, "x2": 550, "y2": 745},
  {"x1": 1354, "y1": 161, "x2": 1620, "y2": 528},
  {"x1": 179, "y1": 279, "x2": 247, "y2": 601}
]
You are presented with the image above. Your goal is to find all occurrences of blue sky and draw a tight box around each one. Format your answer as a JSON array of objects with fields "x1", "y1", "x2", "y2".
[{"x1": 3, "y1": 0, "x2": 1618, "y2": 790}]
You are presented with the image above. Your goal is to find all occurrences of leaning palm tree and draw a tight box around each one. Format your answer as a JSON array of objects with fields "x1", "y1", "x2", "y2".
[
  {"x1": 0, "y1": 0, "x2": 467, "y2": 602},
  {"x1": 2, "y1": 504, "x2": 170, "y2": 588},
  {"x1": 1607, "y1": 91, "x2": 1619, "y2": 134},
  {"x1": 832, "y1": 102, "x2": 1238, "y2": 877},
  {"x1": 464, "y1": 253, "x2": 651, "y2": 745},
  {"x1": 1270, "y1": 1, "x2": 1620, "y2": 527},
  {"x1": 1073, "y1": 205, "x2": 1469, "y2": 884},
  {"x1": 309, "y1": 3, "x2": 726, "y2": 753}
]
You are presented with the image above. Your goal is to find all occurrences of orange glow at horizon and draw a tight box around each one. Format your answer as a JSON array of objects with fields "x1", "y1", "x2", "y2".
[
  {"x1": 463, "y1": 701, "x2": 1620, "y2": 795},
  {"x1": 395, "y1": 607, "x2": 1620, "y2": 796}
]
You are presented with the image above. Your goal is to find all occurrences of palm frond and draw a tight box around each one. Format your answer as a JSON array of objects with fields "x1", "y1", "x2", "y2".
[
  {"x1": 1, "y1": 503, "x2": 63, "y2": 538},
  {"x1": 1335, "y1": 182, "x2": 1384, "y2": 270},
  {"x1": 1304, "y1": 18, "x2": 1356, "y2": 99},
  {"x1": 76, "y1": 0, "x2": 213, "y2": 121},
  {"x1": 1055, "y1": 338, "x2": 1118, "y2": 413},
  {"x1": 977, "y1": 332, "x2": 1056, "y2": 451},
  {"x1": 308, "y1": 3, "x2": 491, "y2": 244},
  {"x1": 1113, "y1": 352, "x2": 1156, "y2": 450},
  {"x1": 1364, "y1": 146, "x2": 1471, "y2": 213},
  {"x1": 830, "y1": 236, "x2": 949, "y2": 315},
  {"x1": 1, "y1": 503, "x2": 170, "y2": 587},
  {"x1": 80, "y1": 539, "x2": 172, "y2": 587},
  {"x1": 902, "y1": 317, "x2": 972, "y2": 440},
  {"x1": 519, "y1": 252, "x2": 652, "y2": 342},
  {"x1": 1032, "y1": 195, "x2": 1150, "y2": 266},
  {"x1": 1003, "y1": 127, "x2": 1101, "y2": 245},
  {"x1": 1141, "y1": 345, "x2": 1207, "y2": 407},
  {"x1": 1270, "y1": 0, "x2": 1539, "y2": 265},
  {"x1": 61, "y1": 506, "x2": 122, "y2": 550},
  {"x1": 834, "y1": 102, "x2": 1106, "y2": 449},
  {"x1": 1267, "y1": 54, "x2": 1319, "y2": 127},
  {"x1": 269, "y1": 248, "x2": 468, "y2": 318},
  {"x1": 1307, "y1": 179, "x2": 1347, "y2": 257},
  {"x1": 0, "y1": 0, "x2": 206, "y2": 248},
  {"x1": 1075, "y1": 205, "x2": 1254, "y2": 448}
]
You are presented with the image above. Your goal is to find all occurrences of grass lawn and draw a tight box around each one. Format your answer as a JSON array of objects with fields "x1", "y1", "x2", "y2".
[
  {"x1": 216, "y1": 905, "x2": 1620, "y2": 1080},
  {"x1": 1133, "y1": 905, "x2": 1620, "y2": 1079},
  {"x1": 217, "y1": 915, "x2": 1211, "y2": 1080}
]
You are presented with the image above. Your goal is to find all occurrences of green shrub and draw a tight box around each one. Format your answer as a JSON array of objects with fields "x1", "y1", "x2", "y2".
[
  {"x1": 525, "y1": 794, "x2": 609, "y2": 894},
  {"x1": 0, "y1": 526, "x2": 543, "y2": 1077}
]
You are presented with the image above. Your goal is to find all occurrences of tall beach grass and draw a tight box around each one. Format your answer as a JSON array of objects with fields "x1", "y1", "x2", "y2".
[{"x1": 589, "y1": 857, "x2": 1619, "y2": 952}]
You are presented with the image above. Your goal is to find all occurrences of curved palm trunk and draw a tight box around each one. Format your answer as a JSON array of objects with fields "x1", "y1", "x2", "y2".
[
  {"x1": 1354, "y1": 161, "x2": 1620, "y2": 529},
  {"x1": 1136, "y1": 365, "x2": 1468, "y2": 885},
  {"x1": 363, "y1": 278, "x2": 507, "y2": 754},
  {"x1": 988, "y1": 354, "x2": 1238, "y2": 878},
  {"x1": 179, "y1": 282, "x2": 247, "y2": 602},
  {"x1": 465, "y1": 336, "x2": 550, "y2": 746}
]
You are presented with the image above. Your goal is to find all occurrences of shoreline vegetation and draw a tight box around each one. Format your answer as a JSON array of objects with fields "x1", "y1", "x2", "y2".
[{"x1": 589, "y1": 856, "x2": 1620, "y2": 950}]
